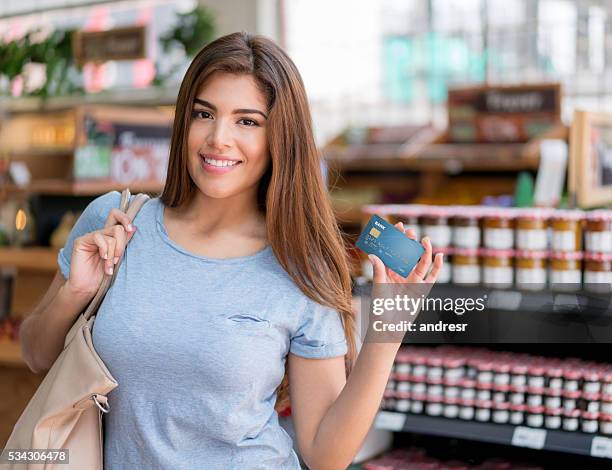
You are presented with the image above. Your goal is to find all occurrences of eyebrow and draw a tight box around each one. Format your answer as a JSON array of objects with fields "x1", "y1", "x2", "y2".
[{"x1": 193, "y1": 98, "x2": 267, "y2": 119}]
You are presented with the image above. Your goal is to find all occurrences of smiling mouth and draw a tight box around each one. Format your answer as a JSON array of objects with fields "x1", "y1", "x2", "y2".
[{"x1": 200, "y1": 154, "x2": 243, "y2": 168}]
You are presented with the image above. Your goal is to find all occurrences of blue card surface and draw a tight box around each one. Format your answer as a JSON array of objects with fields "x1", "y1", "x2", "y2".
[{"x1": 356, "y1": 215, "x2": 425, "y2": 278}]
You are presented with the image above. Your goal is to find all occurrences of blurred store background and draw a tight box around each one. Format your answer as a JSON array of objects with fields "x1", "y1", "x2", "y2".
[{"x1": 1, "y1": 1, "x2": 612, "y2": 468}]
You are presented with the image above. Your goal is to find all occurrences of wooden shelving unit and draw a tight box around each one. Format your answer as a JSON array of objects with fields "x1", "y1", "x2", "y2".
[
  {"x1": 3, "y1": 179, "x2": 164, "y2": 197},
  {"x1": 0, "y1": 247, "x2": 59, "y2": 272},
  {"x1": 0, "y1": 339, "x2": 25, "y2": 367}
]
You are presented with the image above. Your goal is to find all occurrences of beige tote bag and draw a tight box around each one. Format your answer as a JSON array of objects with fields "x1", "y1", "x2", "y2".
[{"x1": 4, "y1": 188, "x2": 150, "y2": 470}]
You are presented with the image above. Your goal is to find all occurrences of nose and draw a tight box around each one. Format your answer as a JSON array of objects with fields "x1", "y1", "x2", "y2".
[{"x1": 206, "y1": 119, "x2": 232, "y2": 150}]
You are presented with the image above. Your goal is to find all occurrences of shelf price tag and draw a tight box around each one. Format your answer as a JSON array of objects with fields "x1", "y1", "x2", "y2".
[
  {"x1": 375, "y1": 411, "x2": 406, "y2": 431},
  {"x1": 511, "y1": 426, "x2": 546, "y2": 449},
  {"x1": 591, "y1": 436, "x2": 612, "y2": 459}
]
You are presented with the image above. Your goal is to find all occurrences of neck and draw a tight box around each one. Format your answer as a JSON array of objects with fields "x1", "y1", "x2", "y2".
[{"x1": 173, "y1": 187, "x2": 266, "y2": 241}]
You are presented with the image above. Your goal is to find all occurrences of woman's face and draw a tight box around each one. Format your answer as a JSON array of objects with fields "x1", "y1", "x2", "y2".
[{"x1": 187, "y1": 72, "x2": 270, "y2": 201}]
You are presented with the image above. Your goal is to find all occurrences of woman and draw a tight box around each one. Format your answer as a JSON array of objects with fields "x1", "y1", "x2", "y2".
[{"x1": 20, "y1": 32, "x2": 443, "y2": 469}]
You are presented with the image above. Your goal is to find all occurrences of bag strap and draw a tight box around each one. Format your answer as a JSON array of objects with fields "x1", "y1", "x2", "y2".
[{"x1": 83, "y1": 188, "x2": 150, "y2": 320}]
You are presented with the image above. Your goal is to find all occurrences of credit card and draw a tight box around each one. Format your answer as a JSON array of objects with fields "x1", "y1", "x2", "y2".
[{"x1": 356, "y1": 215, "x2": 425, "y2": 278}]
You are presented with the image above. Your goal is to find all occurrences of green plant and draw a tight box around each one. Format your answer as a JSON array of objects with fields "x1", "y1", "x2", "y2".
[{"x1": 160, "y1": 5, "x2": 216, "y2": 56}]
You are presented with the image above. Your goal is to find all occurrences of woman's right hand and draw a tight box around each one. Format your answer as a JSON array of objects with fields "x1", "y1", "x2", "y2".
[{"x1": 65, "y1": 208, "x2": 137, "y2": 297}]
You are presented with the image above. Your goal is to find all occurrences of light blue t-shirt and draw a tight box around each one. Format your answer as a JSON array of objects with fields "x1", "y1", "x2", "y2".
[{"x1": 57, "y1": 191, "x2": 348, "y2": 470}]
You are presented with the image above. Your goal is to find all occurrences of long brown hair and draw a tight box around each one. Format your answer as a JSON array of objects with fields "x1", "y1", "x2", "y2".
[{"x1": 160, "y1": 32, "x2": 356, "y2": 412}]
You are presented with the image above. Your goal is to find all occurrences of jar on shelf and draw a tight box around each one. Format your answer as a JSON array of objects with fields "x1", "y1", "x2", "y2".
[
  {"x1": 483, "y1": 210, "x2": 515, "y2": 250},
  {"x1": 482, "y1": 249, "x2": 514, "y2": 288},
  {"x1": 516, "y1": 209, "x2": 550, "y2": 251},
  {"x1": 434, "y1": 247, "x2": 452, "y2": 283},
  {"x1": 562, "y1": 409, "x2": 581, "y2": 432},
  {"x1": 585, "y1": 210, "x2": 612, "y2": 253},
  {"x1": 600, "y1": 413, "x2": 612, "y2": 435},
  {"x1": 421, "y1": 207, "x2": 452, "y2": 249},
  {"x1": 389, "y1": 205, "x2": 425, "y2": 241},
  {"x1": 551, "y1": 210, "x2": 584, "y2": 252},
  {"x1": 452, "y1": 208, "x2": 481, "y2": 249},
  {"x1": 550, "y1": 251, "x2": 582, "y2": 289},
  {"x1": 584, "y1": 252, "x2": 612, "y2": 294},
  {"x1": 582, "y1": 411, "x2": 599, "y2": 433},
  {"x1": 510, "y1": 403, "x2": 526, "y2": 425},
  {"x1": 452, "y1": 248, "x2": 480, "y2": 285},
  {"x1": 526, "y1": 405, "x2": 545, "y2": 428},
  {"x1": 545, "y1": 407, "x2": 563, "y2": 429},
  {"x1": 515, "y1": 250, "x2": 548, "y2": 291}
]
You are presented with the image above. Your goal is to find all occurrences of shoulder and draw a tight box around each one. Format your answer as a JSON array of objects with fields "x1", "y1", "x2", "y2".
[{"x1": 83, "y1": 191, "x2": 123, "y2": 224}]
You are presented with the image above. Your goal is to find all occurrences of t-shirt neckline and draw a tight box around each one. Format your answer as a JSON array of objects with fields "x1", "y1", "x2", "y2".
[{"x1": 154, "y1": 197, "x2": 272, "y2": 264}]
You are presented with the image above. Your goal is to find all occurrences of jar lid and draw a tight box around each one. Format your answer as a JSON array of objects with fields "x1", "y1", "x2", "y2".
[
  {"x1": 433, "y1": 246, "x2": 454, "y2": 255},
  {"x1": 411, "y1": 392, "x2": 427, "y2": 401},
  {"x1": 475, "y1": 399, "x2": 494, "y2": 408},
  {"x1": 493, "y1": 401, "x2": 510, "y2": 410},
  {"x1": 476, "y1": 382, "x2": 493, "y2": 390},
  {"x1": 444, "y1": 378, "x2": 463, "y2": 388},
  {"x1": 583, "y1": 370, "x2": 602, "y2": 381},
  {"x1": 453, "y1": 247, "x2": 480, "y2": 257},
  {"x1": 492, "y1": 362, "x2": 511, "y2": 373},
  {"x1": 362, "y1": 205, "x2": 387, "y2": 215},
  {"x1": 459, "y1": 398, "x2": 476, "y2": 406},
  {"x1": 546, "y1": 367, "x2": 563, "y2": 377},
  {"x1": 585, "y1": 252, "x2": 612, "y2": 262},
  {"x1": 427, "y1": 356, "x2": 444, "y2": 367},
  {"x1": 582, "y1": 392, "x2": 601, "y2": 401},
  {"x1": 389, "y1": 204, "x2": 429, "y2": 218},
  {"x1": 527, "y1": 405, "x2": 545, "y2": 413},
  {"x1": 395, "y1": 350, "x2": 412, "y2": 363},
  {"x1": 515, "y1": 249, "x2": 549, "y2": 259},
  {"x1": 544, "y1": 388, "x2": 563, "y2": 397},
  {"x1": 427, "y1": 395, "x2": 444, "y2": 403},
  {"x1": 444, "y1": 396, "x2": 461, "y2": 405},
  {"x1": 527, "y1": 386, "x2": 545, "y2": 395},
  {"x1": 528, "y1": 365, "x2": 546, "y2": 375},
  {"x1": 587, "y1": 210, "x2": 612, "y2": 222},
  {"x1": 562, "y1": 390, "x2": 581, "y2": 399},
  {"x1": 516, "y1": 208, "x2": 553, "y2": 220},
  {"x1": 563, "y1": 369, "x2": 582, "y2": 380},
  {"x1": 493, "y1": 384, "x2": 511, "y2": 392},
  {"x1": 484, "y1": 209, "x2": 516, "y2": 220},
  {"x1": 545, "y1": 407, "x2": 563, "y2": 415},
  {"x1": 481, "y1": 248, "x2": 516, "y2": 258},
  {"x1": 511, "y1": 364, "x2": 528, "y2": 374},
  {"x1": 582, "y1": 410, "x2": 600, "y2": 419},
  {"x1": 550, "y1": 251, "x2": 584, "y2": 260},
  {"x1": 600, "y1": 413, "x2": 612, "y2": 421},
  {"x1": 563, "y1": 408, "x2": 581, "y2": 418},
  {"x1": 551, "y1": 209, "x2": 585, "y2": 221},
  {"x1": 422, "y1": 206, "x2": 451, "y2": 219},
  {"x1": 510, "y1": 403, "x2": 527, "y2": 412}
]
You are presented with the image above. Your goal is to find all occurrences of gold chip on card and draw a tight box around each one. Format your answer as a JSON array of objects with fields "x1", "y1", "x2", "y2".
[{"x1": 369, "y1": 227, "x2": 381, "y2": 238}]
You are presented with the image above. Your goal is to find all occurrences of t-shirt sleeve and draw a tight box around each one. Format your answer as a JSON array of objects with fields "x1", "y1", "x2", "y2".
[
  {"x1": 57, "y1": 191, "x2": 123, "y2": 280},
  {"x1": 289, "y1": 300, "x2": 348, "y2": 359}
]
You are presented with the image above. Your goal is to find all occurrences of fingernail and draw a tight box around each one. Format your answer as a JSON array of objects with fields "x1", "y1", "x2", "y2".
[
  {"x1": 114, "y1": 256, "x2": 119, "y2": 264},
  {"x1": 104, "y1": 252, "x2": 108, "y2": 260},
  {"x1": 128, "y1": 224, "x2": 134, "y2": 232},
  {"x1": 368, "y1": 254, "x2": 374, "y2": 263},
  {"x1": 107, "y1": 267, "x2": 113, "y2": 275}
]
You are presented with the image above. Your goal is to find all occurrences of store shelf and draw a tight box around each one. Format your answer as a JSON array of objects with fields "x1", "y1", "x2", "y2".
[
  {"x1": 325, "y1": 143, "x2": 540, "y2": 172},
  {"x1": 0, "y1": 247, "x2": 59, "y2": 272},
  {"x1": 375, "y1": 411, "x2": 612, "y2": 460},
  {"x1": 0, "y1": 339, "x2": 25, "y2": 367},
  {"x1": 0, "y1": 86, "x2": 179, "y2": 113},
  {"x1": 4, "y1": 179, "x2": 164, "y2": 196}
]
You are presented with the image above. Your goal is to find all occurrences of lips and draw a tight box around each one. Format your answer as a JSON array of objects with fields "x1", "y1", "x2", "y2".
[{"x1": 199, "y1": 153, "x2": 243, "y2": 174}]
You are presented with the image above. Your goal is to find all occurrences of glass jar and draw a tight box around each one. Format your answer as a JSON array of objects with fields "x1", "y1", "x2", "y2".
[
  {"x1": 550, "y1": 251, "x2": 582, "y2": 290},
  {"x1": 584, "y1": 252, "x2": 612, "y2": 294},
  {"x1": 482, "y1": 249, "x2": 514, "y2": 288},
  {"x1": 453, "y1": 208, "x2": 481, "y2": 248},
  {"x1": 515, "y1": 250, "x2": 548, "y2": 291},
  {"x1": 421, "y1": 208, "x2": 452, "y2": 249},
  {"x1": 434, "y1": 247, "x2": 452, "y2": 283},
  {"x1": 483, "y1": 210, "x2": 515, "y2": 249},
  {"x1": 585, "y1": 210, "x2": 612, "y2": 253},
  {"x1": 551, "y1": 210, "x2": 584, "y2": 252},
  {"x1": 452, "y1": 248, "x2": 480, "y2": 285},
  {"x1": 516, "y1": 209, "x2": 550, "y2": 251}
]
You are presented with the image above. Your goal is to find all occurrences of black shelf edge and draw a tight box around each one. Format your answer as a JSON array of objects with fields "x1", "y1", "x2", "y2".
[{"x1": 375, "y1": 411, "x2": 612, "y2": 460}]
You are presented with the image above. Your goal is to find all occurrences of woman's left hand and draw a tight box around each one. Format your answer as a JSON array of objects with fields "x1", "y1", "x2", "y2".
[{"x1": 368, "y1": 222, "x2": 444, "y2": 285}]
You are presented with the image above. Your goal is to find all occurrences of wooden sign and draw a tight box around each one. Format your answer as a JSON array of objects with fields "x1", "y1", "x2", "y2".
[
  {"x1": 448, "y1": 83, "x2": 561, "y2": 143},
  {"x1": 569, "y1": 110, "x2": 612, "y2": 208},
  {"x1": 73, "y1": 26, "x2": 146, "y2": 65}
]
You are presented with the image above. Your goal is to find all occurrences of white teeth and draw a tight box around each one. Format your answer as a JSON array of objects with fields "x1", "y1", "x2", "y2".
[{"x1": 203, "y1": 156, "x2": 239, "y2": 167}]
